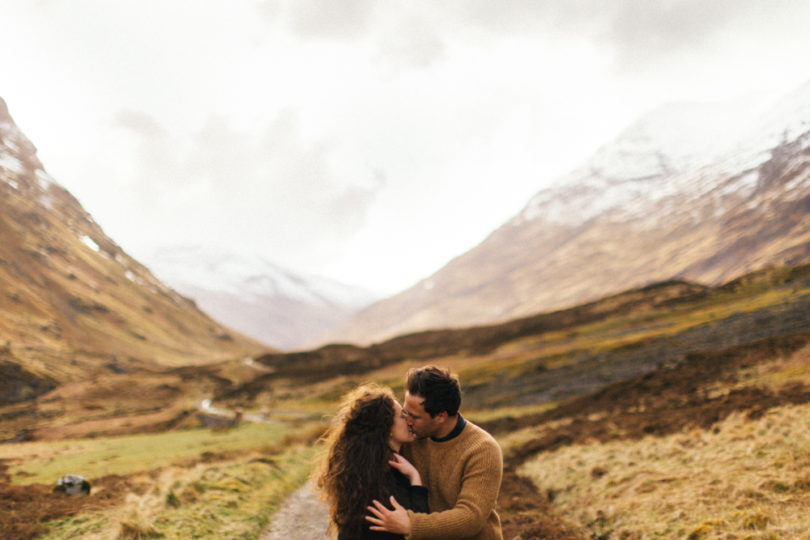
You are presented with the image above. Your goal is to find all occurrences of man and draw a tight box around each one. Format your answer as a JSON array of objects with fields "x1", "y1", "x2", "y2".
[{"x1": 366, "y1": 365, "x2": 503, "y2": 539}]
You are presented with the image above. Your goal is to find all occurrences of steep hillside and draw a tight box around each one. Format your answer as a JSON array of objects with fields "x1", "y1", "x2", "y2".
[
  {"x1": 329, "y1": 82, "x2": 810, "y2": 344},
  {"x1": 0, "y1": 98, "x2": 265, "y2": 405},
  {"x1": 144, "y1": 245, "x2": 377, "y2": 350}
]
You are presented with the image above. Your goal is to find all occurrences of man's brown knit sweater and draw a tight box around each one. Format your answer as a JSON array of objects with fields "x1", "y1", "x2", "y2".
[{"x1": 403, "y1": 416, "x2": 503, "y2": 540}]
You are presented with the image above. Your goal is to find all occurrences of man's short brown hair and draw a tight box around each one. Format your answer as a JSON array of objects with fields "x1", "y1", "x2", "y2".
[{"x1": 406, "y1": 365, "x2": 461, "y2": 417}]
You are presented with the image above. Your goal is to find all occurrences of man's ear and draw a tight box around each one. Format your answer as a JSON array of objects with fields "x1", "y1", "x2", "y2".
[{"x1": 435, "y1": 411, "x2": 449, "y2": 424}]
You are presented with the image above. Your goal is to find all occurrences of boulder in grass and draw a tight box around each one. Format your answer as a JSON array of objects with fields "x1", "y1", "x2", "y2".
[{"x1": 53, "y1": 474, "x2": 90, "y2": 495}]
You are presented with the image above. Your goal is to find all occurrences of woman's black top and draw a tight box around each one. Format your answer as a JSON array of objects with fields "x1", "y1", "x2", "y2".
[{"x1": 337, "y1": 469, "x2": 429, "y2": 540}]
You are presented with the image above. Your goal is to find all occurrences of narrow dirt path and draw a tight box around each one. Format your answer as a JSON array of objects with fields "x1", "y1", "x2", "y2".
[
  {"x1": 260, "y1": 481, "x2": 330, "y2": 540},
  {"x1": 258, "y1": 473, "x2": 587, "y2": 539}
]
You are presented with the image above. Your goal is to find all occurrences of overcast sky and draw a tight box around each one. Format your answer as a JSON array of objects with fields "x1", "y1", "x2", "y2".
[{"x1": 3, "y1": 1, "x2": 810, "y2": 295}]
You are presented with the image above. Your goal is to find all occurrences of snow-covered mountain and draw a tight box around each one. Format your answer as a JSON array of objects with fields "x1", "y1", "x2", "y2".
[
  {"x1": 143, "y1": 245, "x2": 378, "y2": 350},
  {"x1": 518, "y1": 85, "x2": 810, "y2": 229},
  {"x1": 327, "y1": 80, "x2": 810, "y2": 344}
]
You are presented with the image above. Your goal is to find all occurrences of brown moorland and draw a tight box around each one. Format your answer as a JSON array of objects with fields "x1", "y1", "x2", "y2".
[{"x1": 2, "y1": 262, "x2": 810, "y2": 538}]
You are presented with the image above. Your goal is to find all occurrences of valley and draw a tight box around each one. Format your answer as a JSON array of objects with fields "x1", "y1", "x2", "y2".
[
  {"x1": 4, "y1": 12, "x2": 810, "y2": 540},
  {"x1": 3, "y1": 262, "x2": 810, "y2": 538}
]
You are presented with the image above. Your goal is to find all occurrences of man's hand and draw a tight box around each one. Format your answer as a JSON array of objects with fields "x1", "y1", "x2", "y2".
[{"x1": 366, "y1": 496, "x2": 411, "y2": 535}]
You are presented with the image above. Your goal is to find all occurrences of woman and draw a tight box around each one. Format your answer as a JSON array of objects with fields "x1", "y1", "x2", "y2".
[{"x1": 315, "y1": 384, "x2": 427, "y2": 539}]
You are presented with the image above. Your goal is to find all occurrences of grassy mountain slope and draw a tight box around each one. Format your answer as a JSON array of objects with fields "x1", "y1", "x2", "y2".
[{"x1": 1, "y1": 98, "x2": 267, "y2": 406}]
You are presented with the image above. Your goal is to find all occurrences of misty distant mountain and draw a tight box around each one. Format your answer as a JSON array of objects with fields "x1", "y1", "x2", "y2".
[
  {"x1": 0, "y1": 97, "x2": 263, "y2": 404},
  {"x1": 143, "y1": 246, "x2": 378, "y2": 350},
  {"x1": 328, "y1": 81, "x2": 810, "y2": 344}
]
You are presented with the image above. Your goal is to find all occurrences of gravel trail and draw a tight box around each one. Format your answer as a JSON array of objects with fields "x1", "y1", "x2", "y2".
[{"x1": 260, "y1": 481, "x2": 331, "y2": 540}]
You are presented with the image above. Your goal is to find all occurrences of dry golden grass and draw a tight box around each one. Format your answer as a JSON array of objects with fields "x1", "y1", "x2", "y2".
[
  {"x1": 1, "y1": 422, "x2": 295, "y2": 485},
  {"x1": 731, "y1": 346, "x2": 810, "y2": 392},
  {"x1": 519, "y1": 403, "x2": 810, "y2": 539}
]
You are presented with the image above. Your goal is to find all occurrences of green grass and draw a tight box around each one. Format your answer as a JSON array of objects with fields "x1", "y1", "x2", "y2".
[
  {"x1": 492, "y1": 284, "x2": 805, "y2": 366},
  {"x1": 42, "y1": 444, "x2": 319, "y2": 540},
  {"x1": 4, "y1": 422, "x2": 293, "y2": 485},
  {"x1": 465, "y1": 401, "x2": 557, "y2": 423},
  {"x1": 0, "y1": 416, "x2": 328, "y2": 539}
]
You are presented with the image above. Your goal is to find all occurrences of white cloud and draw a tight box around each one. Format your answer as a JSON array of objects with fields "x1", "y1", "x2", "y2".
[{"x1": 2, "y1": 0, "x2": 810, "y2": 294}]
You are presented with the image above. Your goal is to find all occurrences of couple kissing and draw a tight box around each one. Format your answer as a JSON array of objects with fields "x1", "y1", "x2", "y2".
[{"x1": 315, "y1": 365, "x2": 504, "y2": 540}]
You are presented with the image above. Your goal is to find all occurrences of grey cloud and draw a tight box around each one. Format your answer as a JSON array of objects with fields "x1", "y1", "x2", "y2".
[
  {"x1": 604, "y1": 0, "x2": 740, "y2": 71},
  {"x1": 323, "y1": 182, "x2": 382, "y2": 236},
  {"x1": 423, "y1": 0, "x2": 810, "y2": 77},
  {"x1": 444, "y1": 0, "x2": 590, "y2": 34},
  {"x1": 158, "y1": 110, "x2": 384, "y2": 254},
  {"x1": 188, "y1": 116, "x2": 255, "y2": 186},
  {"x1": 262, "y1": 0, "x2": 561, "y2": 40},
  {"x1": 255, "y1": 112, "x2": 386, "y2": 246},
  {"x1": 601, "y1": 0, "x2": 810, "y2": 73},
  {"x1": 261, "y1": 108, "x2": 305, "y2": 159},
  {"x1": 112, "y1": 110, "x2": 182, "y2": 196},
  {"x1": 280, "y1": 0, "x2": 378, "y2": 40},
  {"x1": 376, "y1": 15, "x2": 445, "y2": 70},
  {"x1": 372, "y1": 168, "x2": 387, "y2": 189},
  {"x1": 113, "y1": 110, "x2": 167, "y2": 138},
  {"x1": 108, "y1": 108, "x2": 362, "y2": 254},
  {"x1": 261, "y1": 1, "x2": 444, "y2": 69}
]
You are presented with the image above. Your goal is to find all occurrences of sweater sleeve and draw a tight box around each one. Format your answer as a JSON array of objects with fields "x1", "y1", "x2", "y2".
[{"x1": 407, "y1": 438, "x2": 502, "y2": 539}]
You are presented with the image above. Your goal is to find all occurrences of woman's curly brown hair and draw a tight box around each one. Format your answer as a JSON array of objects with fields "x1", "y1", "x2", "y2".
[{"x1": 314, "y1": 384, "x2": 397, "y2": 538}]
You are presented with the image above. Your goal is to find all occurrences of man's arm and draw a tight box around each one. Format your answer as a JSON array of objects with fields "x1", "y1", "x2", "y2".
[{"x1": 409, "y1": 438, "x2": 502, "y2": 539}]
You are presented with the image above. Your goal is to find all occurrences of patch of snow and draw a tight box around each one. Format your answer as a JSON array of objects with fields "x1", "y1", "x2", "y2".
[
  {"x1": 733, "y1": 170, "x2": 760, "y2": 192},
  {"x1": 39, "y1": 193, "x2": 53, "y2": 210},
  {"x1": 35, "y1": 169, "x2": 54, "y2": 189},
  {"x1": 1, "y1": 136, "x2": 20, "y2": 154},
  {"x1": 517, "y1": 83, "x2": 810, "y2": 228},
  {"x1": 80, "y1": 235, "x2": 100, "y2": 252},
  {"x1": 784, "y1": 165, "x2": 810, "y2": 195},
  {"x1": 0, "y1": 153, "x2": 24, "y2": 175}
]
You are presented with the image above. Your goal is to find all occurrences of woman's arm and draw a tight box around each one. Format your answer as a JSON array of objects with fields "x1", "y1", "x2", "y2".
[{"x1": 389, "y1": 453, "x2": 422, "y2": 486}]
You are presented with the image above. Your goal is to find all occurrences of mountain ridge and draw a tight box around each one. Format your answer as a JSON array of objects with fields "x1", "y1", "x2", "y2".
[
  {"x1": 325, "y1": 81, "x2": 810, "y2": 345},
  {"x1": 0, "y1": 97, "x2": 265, "y2": 405},
  {"x1": 143, "y1": 245, "x2": 378, "y2": 350}
]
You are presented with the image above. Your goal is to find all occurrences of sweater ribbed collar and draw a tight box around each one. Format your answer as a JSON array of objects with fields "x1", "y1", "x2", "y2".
[{"x1": 430, "y1": 414, "x2": 466, "y2": 443}]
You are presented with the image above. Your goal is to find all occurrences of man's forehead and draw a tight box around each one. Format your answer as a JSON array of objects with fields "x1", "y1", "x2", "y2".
[{"x1": 404, "y1": 392, "x2": 426, "y2": 411}]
